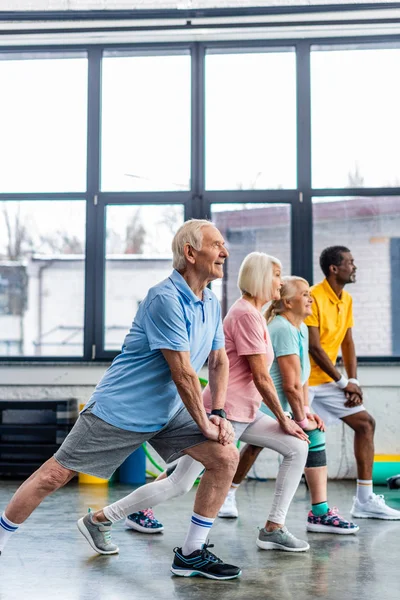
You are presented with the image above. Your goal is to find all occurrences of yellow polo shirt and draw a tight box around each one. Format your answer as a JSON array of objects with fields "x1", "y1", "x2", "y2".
[{"x1": 305, "y1": 279, "x2": 354, "y2": 386}]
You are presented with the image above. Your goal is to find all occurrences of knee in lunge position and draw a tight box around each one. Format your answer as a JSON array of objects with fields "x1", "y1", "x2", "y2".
[
  {"x1": 285, "y1": 435, "x2": 309, "y2": 465},
  {"x1": 33, "y1": 458, "x2": 76, "y2": 495},
  {"x1": 347, "y1": 411, "x2": 376, "y2": 437},
  {"x1": 202, "y1": 443, "x2": 239, "y2": 479}
]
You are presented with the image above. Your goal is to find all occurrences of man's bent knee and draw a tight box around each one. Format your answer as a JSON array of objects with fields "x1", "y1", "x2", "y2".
[
  {"x1": 190, "y1": 441, "x2": 239, "y2": 474},
  {"x1": 220, "y1": 444, "x2": 240, "y2": 475},
  {"x1": 345, "y1": 411, "x2": 376, "y2": 436},
  {"x1": 35, "y1": 457, "x2": 76, "y2": 492}
]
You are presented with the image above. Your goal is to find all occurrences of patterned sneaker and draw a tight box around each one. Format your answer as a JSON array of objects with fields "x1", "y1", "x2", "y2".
[
  {"x1": 218, "y1": 492, "x2": 239, "y2": 518},
  {"x1": 307, "y1": 507, "x2": 359, "y2": 534},
  {"x1": 351, "y1": 494, "x2": 400, "y2": 520},
  {"x1": 171, "y1": 543, "x2": 241, "y2": 580},
  {"x1": 256, "y1": 526, "x2": 309, "y2": 552},
  {"x1": 77, "y1": 513, "x2": 119, "y2": 555},
  {"x1": 125, "y1": 509, "x2": 164, "y2": 533}
]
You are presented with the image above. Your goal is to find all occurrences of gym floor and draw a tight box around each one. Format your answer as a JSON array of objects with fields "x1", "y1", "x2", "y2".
[{"x1": 1, "y1": 478, "x2": 399, "y2": 600}]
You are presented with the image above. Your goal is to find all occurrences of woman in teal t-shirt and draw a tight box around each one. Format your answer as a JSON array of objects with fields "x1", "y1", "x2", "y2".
[{"x1": 219, "y1": 276, "x2": 359, "y2": 535}]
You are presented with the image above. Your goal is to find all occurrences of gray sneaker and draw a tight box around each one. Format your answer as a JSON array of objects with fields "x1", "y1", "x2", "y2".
[
  {"x1": 77, "y1": 513, "x2": 119, "y2": 555},
  {"x1": 256, "y1": 526, "x2": 309, "y2": 552}
]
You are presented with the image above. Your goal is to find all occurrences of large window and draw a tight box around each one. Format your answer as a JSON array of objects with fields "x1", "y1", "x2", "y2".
[
  {"x1": 205, "y1": 49, "x2": 297, "y2": 191},
  {"x1": 311, "y1": 46, "x2": 400, "y2": 189},
  {"x1": 313, "y1": 196, "x2": 400, "y2": 357},
  {"x1": 1, "y1": 40, "x2": 399, "y2": 362},
  {"x1": 0, "y1": 53, "x2": 88, "y2": 193},
  {"x1": 0, "y1": 200, "x2": 86, "y2": 357}
]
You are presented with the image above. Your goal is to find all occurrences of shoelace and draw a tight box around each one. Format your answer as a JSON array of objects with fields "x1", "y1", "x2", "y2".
[
  {"x1": 371, "y1": 494, "x2": 386, "y2": 506},
  {"x1": 280, "y1": 527, "x2": 295, "y2": 539},
  {"x1": 329, "y1": 507, "x2": 343, "y2": 518},
  {"x1": 142, "y1": 508, "x2": 156, "y2": 520},
  {"x1": 103, "y1": 529, "x2": 112, "y2": 543},
  {"x1": 200, "y1": 542, "x2": 222, "y2": 564}
]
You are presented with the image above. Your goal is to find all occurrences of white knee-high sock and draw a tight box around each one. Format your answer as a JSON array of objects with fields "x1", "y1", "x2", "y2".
[
  {"x1": 0, "y1": 514, "x2": 19, "y2": 553},
  {"x1": 182, "y1": 512, "x2": 214, "y2": 556},
  {"x1": 356, "y1": 479, "x2": 373, "y2": 503},
  {"x1": 103, "y1": 456, "x2": 203, "y2": 523}
]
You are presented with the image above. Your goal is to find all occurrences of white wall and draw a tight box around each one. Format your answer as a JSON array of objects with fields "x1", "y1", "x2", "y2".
[{"x1": 0, "y1": 362, "x2": 399, "y2": 479}]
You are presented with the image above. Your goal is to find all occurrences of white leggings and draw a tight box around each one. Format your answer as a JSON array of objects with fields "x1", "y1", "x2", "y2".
[{"x1": 103, "y1": 412, "x2": 308, "y2": 524}]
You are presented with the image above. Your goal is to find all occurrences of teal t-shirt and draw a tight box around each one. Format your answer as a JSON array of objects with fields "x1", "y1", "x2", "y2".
[{"x1": 261, "y1": 315, "x2": 310, "y2": 415}]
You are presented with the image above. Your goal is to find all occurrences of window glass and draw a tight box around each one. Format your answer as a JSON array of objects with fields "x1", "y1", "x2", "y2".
[
  {"x1": 211, "y1": 203, "x2": 291, "y2": 315},
  {"x1": 313, "y1": 196, "x2": 400, "y2": 356},
  {"x1": 104, "y1": 204, "x2": 184, "y2": 350},
  {"x1": 0, "y1": 200, "x2": 86, "y2": 356},
  {"x1": 101, "y1": 52, "x2": 191, "y2": 191},
  {"x1": 206, "y1": 50, "x2": 296, "y2": 190},
  {"x1": 0, "y1": 53, "x2": 87, "y2": 193},
  {"x1": 311, "y1": 46, "x2": 400, "y2": 188}
]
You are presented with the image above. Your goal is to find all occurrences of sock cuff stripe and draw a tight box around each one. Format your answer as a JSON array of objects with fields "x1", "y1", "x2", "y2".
[
  {"x1": 191, "y1": 516, "x2": 213, "y2": 528},
  {"x1": 0, "y1": 516, "x2": 18, "y2": 532}
]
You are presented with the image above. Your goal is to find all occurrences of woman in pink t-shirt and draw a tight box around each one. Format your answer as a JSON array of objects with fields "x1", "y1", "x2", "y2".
[{"x1": 201, "y1": 252, "x2": 310, "y2": 551}]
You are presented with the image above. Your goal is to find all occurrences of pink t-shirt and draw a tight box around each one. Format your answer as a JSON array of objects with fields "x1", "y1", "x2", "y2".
[{"x1": 203, "y1": 297, "x2": 274, "y2": 422}]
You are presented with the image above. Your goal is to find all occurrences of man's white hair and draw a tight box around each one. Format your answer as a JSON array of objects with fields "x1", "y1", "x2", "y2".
[
  {"x1": 237, "y1": 252, "x2": 282, "y2": 301},
  {"x1": 172, "y1": 219, "x2": 215, "y2": 271}
]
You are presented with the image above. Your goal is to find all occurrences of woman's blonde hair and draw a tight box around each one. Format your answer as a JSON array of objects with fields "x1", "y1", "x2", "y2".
[
  {"x1": 172, "y1": 219, "x2": 215, "y2": 271},
  {"x1": 265, "y1": 275, "x2": 309, "y2": 323},
  {"x1": 237, "y1": 252, "x2": 282, "y2": 301}
]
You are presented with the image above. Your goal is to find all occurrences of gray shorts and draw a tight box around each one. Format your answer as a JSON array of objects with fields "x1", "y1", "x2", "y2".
[{"x1": 54, "y1": 405, "x2": 207, "y2": 479}]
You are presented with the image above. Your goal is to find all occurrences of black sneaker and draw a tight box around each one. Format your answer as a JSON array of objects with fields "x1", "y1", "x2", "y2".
[{"x1": 170, "y1": 543, "x2": 241, "y2": 580}]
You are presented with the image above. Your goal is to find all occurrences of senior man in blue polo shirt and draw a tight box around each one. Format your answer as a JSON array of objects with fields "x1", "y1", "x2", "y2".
[{"x1": 0, "y1": 219, "x2": 241, "y2": 580}]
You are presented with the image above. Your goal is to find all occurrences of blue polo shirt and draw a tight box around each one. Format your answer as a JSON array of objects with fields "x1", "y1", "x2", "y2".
[
  {"x1": 261, "y1": 316, "x2": 310, "y2": 415},
  {"x1": 86, "y1": 270, "x2": 224, "y2": 432}
]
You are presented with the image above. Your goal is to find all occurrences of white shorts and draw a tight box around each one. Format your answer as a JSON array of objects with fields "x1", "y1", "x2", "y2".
[{"x1": 308, "y1": 382, "x2": 366, "y2": 426}]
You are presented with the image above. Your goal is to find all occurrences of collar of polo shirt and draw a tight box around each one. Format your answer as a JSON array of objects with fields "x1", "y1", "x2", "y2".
[{"x1": 170, "y1": 269, "x2": 213, "y2": 304}]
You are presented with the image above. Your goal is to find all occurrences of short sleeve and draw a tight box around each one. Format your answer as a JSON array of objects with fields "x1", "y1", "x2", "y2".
[
  {"x1": 233, "y1": 312, "x2": 267, "y2": 356},
  {"x1": 143, "y1": 294, "x2": 190, "y2": 352},
  {"x1": 304, "y1": 292, "x2": 320, "y2": 328},
  {"x1": 211, "y1": 302, "x2": 225, "y2": 350},
  {"x1": 346, "y1": 295, "x2": 355, "y2": 328},
  {"x1": 269, "y1": 321, "x2": 300, "y2": 358}
]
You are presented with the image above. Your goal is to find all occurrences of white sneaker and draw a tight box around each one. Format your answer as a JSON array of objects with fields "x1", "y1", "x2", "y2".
[
  {"x1": 350, "y1": 494, "x2": 400, "y2": 520},
  {"x1": 218, "y1": 493, "x2": 239, "y2": 518}
]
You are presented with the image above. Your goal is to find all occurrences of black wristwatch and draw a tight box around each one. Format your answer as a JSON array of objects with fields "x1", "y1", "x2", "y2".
[{"x1": 211, "y1": 409, "x2": 227, "y2": 419}]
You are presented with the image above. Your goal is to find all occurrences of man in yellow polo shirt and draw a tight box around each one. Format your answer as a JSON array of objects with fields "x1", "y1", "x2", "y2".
[{"x1": 305, "y1": 246, "x2": 400, "y2": 520}]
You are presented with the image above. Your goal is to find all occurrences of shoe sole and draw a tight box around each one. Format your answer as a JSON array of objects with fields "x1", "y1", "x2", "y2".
[
  {"x1": 256, "y1": 539, "x2": 309, "y2": 552},
  {"x1": 307, "y1": 523, "x2": 359, "y2": 534},
  {"x1": 170, "y1": 567, "x2": 241, "y2": 580},
  {"x1": 350, "y1": 512, "x2": 400, "y2": 520},
  {"x1": 218, "y1": 513, "x2": 238, "y2": 519},
  {"x1": 125, "y1": 520, "x2": 164, "y2": 533},
  {"x1": 77, "y1": 517, "x2": 119, "y2": 555}
]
